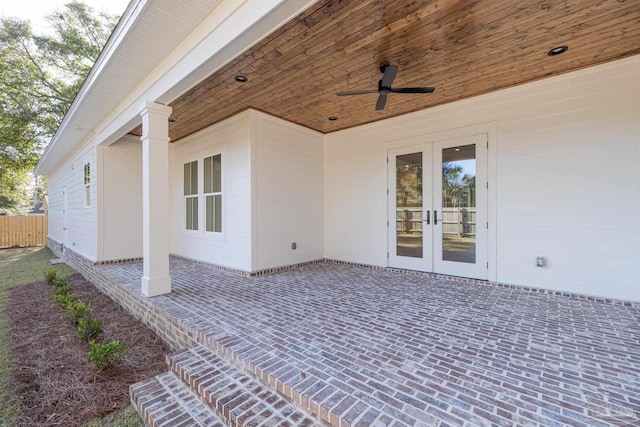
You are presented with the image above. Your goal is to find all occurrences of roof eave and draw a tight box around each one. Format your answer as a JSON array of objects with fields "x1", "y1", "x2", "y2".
[{"x1": 35, "y1": 0, "x2": 148, "y2": 176}]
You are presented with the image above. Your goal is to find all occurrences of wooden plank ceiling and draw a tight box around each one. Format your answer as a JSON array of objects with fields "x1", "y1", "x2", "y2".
[{"x1": 131, "y1": 0, "x2": 640, "y2": 140}]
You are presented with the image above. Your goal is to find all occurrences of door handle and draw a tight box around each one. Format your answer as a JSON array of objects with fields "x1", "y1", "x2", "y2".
[
  {"x1": 423, "y1": 210, "x2": 430, "y2": 225},
  {"x1": 434, "y1": 210, "x2": 438, "y2": 225}
]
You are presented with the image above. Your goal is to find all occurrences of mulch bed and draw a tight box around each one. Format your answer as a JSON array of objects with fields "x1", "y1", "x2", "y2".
[{"x1": 7, "y1": 274, "x2": 169, "y2": 426}]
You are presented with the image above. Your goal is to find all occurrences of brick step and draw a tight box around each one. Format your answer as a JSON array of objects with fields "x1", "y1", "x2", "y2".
[
  {"x1": 168, "y1": 345, "x2": 318, "y2": 426},
  {"x1": 130, "y1": 372, "x2": 225, "y2": 427}
]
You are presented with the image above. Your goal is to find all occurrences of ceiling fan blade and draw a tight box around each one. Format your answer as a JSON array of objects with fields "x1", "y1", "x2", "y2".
[
  {"x1": 391, "y1": 87, "x2": 436, "y2": 94},
  {"x1": 375, "y1": 94, "x2": 388, "y2": 110},
  {"x1": 380, "y1": 65, "x2": 398, "y2": 88},
  {"x1": 337, "y1": 89, "x2": 379, "y2": 96}
]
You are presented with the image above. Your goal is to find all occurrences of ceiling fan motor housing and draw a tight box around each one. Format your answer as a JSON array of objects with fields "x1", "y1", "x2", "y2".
[{"x1": 378, "y1": 80, "x2": 392, "y2": 95}]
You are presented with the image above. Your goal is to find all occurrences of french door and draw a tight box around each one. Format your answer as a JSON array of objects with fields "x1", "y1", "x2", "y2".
[{"x1": 388, "y1": 134, "x2": 488, "y2": 279}]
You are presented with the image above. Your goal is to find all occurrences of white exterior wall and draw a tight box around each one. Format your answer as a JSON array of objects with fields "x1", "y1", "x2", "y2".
[
  {"x1": 171, "y1": 112, "x2": 252, "y2": 271},
  {"x1": 252, "y1": 111, "x2": 324, "y2": 270},
  {"x1": 98, "y1": 136, "x2": 143, "y2": 261},
  {"x1": 46, "y1": 141, "x2": 98, "y2": 260},
  {"x1": 325, "y1": 56, "x2": 640, "y2": 301}
]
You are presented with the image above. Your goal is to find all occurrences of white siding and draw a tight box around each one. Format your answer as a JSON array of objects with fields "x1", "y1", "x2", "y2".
[
  {"x1": 252, "y1": 111, "x2": 324, "y2": 270},
  {"x1": 325, "y1": 56, "x2": 640, "y2": 301},
  {"x1": 171, "y1": 112, "x2": 252, "y2": 271},
  {"x1": 46, "y1": 141, "x2": 98, "y2": 260},
  {"x1": 47, "y1": 169, "x2": 65, "y2": 245},
  {"x1": 99, "y1": 137, "x2": 143, "y2": 261}
]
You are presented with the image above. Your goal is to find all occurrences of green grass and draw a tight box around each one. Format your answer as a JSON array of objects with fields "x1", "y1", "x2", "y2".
[
  {"x1": 0, "y1": 247, "x2": 142, "y2": 427},
  {"x1": 83, "y1": 405, "x2": 143, "y2": 427}
]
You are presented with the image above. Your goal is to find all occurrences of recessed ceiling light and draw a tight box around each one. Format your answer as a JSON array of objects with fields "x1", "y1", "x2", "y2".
[
  {"x1": 234, "y1": 75, "x2": 248, "y2": 82},
  {"x1": 547, "y1": 45, "x2": 569, "y2": 56},
  {"x1": 328, "y1": 116, "x2": 338, "y2": 121}
]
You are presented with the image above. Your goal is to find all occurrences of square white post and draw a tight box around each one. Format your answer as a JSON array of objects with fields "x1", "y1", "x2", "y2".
[{"x1": 140, "y1": 101, "x2": 172, "y2": 296}]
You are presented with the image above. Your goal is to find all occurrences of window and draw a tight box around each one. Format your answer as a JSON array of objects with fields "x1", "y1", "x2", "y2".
[
  {"x1": 184, "y1": 161, "x2": 198, "y2": 230},
  {"x1": 83, "y1": 163, "x2": 91, "y2": 207},
  {"x1": 204, "y1": 154, "x2": 222, "y2": 232}
]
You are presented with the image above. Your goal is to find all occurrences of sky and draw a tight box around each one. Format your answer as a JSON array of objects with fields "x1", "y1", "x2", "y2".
[{"x1": 0, "y1": 0, "x2": 130, "y2": 33}]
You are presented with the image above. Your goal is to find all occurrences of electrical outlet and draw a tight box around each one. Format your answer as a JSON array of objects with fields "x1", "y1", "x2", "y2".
[
  {"x1": 536, "y1": 256, "x2": 547, "y2": 267},
  {"x1": 291, "y1": 242, "x2": 297, "y2": 250}
]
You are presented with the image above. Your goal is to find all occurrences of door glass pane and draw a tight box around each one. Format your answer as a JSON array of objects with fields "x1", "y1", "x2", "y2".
[
  {"x1": 442, "y1": 144, "x2": 476, "y2": 263},
  {"x1": 396, "y1": 153, "x2": 423, "y2": 258}
]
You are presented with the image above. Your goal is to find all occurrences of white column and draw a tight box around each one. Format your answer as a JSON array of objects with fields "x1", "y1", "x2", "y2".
[{"x1": 140, "y1": 101, "x2": 172, "y2": 296}]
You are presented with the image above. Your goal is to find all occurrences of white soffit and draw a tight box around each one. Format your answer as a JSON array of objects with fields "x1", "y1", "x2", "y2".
[
  {"x1": 37, "y1": 0, "x2": 223, "y2": 174},
  {"x1": 37, "y1": 0, "x2": 317, "y2": 175}
]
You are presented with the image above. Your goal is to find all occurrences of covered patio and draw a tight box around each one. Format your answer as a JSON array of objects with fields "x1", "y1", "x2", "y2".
[{"x1": 97, "y1": 258, "x2": 640, "y2": 426}]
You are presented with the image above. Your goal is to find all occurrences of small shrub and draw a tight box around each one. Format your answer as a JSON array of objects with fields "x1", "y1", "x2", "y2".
[
  {"x1": 67, "y1": 300, "x2": 91, "y2": 325},
  {"x1": 87, "y1": 339, "x2": 128, "y2": 370},
  {"x1": 44, "y1": 269, "x2": 59, "y2": 285},
  {"x1": 52, "y1": 276, "x2": 70, "y2": 293},
  {"x1": 77, "y1": 318, "x2": 103, "y2": 341},
  {"x1": 54, "y1": 290, "x2": 77, "y2": 308}
]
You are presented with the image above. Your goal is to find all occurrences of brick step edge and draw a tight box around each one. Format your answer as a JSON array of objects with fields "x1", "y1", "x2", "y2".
[
  {"x1": 131, "y1": 372, "x2": 225, "y2": 427},
  {"x1": 169, "y1": 345, "x2": 319, "y2": 427}
]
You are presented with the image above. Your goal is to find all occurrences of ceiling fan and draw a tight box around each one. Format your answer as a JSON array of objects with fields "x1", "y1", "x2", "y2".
[{"x1": 337, "y1": 64, "x2": 435, "y2": 110}]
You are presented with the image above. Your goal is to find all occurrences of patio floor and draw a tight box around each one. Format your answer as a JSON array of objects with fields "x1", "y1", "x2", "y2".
[{"x1": 99, "y1": 259, "x2": 640, "y2": 426}]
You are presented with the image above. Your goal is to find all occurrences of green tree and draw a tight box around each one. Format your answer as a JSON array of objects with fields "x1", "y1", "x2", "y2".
[
  {"x1": 0, "y1": 1, "x2": 118, "y2": 213},
  {"x1": 442, "y1": 162, "x2": 475, "y2": 208}
]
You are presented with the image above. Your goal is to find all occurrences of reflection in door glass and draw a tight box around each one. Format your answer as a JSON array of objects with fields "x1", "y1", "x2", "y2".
[
  {"x1": 396, "y1": 153, "x2": 423, "y2": 258},
  {"x1": 442, "y1": 145, "x2": 476, "y2": 263}
]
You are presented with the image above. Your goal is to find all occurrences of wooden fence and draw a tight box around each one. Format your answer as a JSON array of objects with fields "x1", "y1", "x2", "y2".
[
  {"x1": 0, "y1": 215, "x2": 48, "y2": 248},
  {"x1": 396, "y1": 207, "x2": 476, "y2": 237}
]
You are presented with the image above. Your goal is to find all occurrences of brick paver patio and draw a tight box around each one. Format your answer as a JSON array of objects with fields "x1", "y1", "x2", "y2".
[{"x1": 100, "y1": 259, "x2": 640, "y2": 426}]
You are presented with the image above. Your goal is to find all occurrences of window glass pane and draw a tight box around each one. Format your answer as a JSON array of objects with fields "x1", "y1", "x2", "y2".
[
  {"x1": 213, "y1": 154, "x2": 221, "y2": 193},
  {"x1": 84, "y1": 163, "x2": 90, "y2": 185},
  {"x1": 186, "y1": 197, "x2": 198, "y2": 230},
  {"x1": 396, "y1": 153, "x2": 423, "y2": 258},
  {"x1": 186, "y1": 198, "x2": 192, "y2": 229},
  {"x1": 184, "y1": 161, "x2": 198, "y2": 195},
  {"x1": 204, "y1": 156, "x2": 212, "y2": 194},
  {"x1": 193, "y1": 198, "x2": 198, "y2": 230},
  {"x1": 442, "y1": 144, "x2": 476, "y2": 263},
  {"x1": 205, "y1": 195, "x2": 222, "y2": 232},
  {"x1": 206, "y1": 195, "x2": 213, "y2": 232},
  {"x1": 190, "y1": 161, "x2": 198, "y2": 195},
  {"x1": 184, "y1": 163, "x2": 190, "y2": 195},
  {"x1": 214, "y1": 195, "x2": 222, "y2": 232}
]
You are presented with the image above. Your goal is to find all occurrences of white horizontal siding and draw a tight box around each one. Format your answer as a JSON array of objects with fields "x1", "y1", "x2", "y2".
[
  {"x1": 171, "y1": 111, "x2": 252, "y2": 271},
  {"x1": 325, "y1": 56, "x2": 640, "y2": 301},
  {"x1": 99, "y1": 137, "x2": 143, "y2": 261},
  {"x1": 47, "y1": 140, "x2": 98, "y2": 260},
  {"x1": 253, "y1": 111, "x2": 324, "y2": 270}
]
